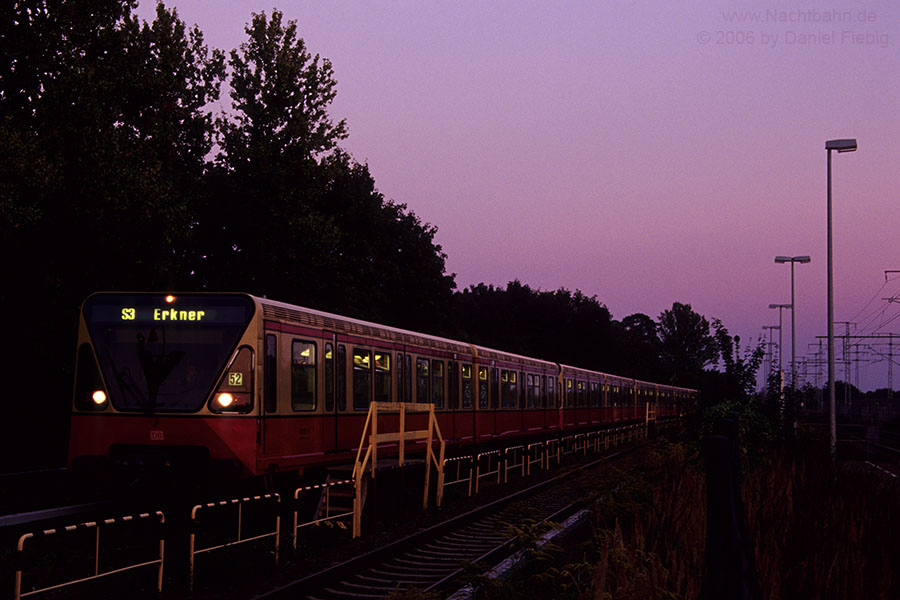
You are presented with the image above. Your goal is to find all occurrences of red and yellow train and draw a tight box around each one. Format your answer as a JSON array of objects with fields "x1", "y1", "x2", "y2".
[{"x1": 68, "y1": 293, "x2": 697, "y2": 479}]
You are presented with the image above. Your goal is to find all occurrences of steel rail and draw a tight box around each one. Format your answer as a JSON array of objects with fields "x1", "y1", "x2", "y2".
[{"x1": 252, "y1": 444, "x2": 641, "y2": 600}]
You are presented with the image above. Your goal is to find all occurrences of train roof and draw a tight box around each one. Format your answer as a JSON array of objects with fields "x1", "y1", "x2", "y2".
[{"x1": 255, "y1": 294, "x2": 473, "y2": 354}]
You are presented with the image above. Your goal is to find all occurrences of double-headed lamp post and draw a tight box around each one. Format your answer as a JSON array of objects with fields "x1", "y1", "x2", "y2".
[
  {"x1": 774, "y1": 255, "x2": 811, "y2": 389},
  {"x1": 826, "y1": 138, "x2": 857, "y2": 457}
]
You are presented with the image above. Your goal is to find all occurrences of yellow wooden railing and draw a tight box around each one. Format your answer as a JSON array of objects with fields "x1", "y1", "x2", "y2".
[
  {"x1": 646, "y1": 401, "x2": 657, "y2": 425},
  {"x1": 350, "y1": 402, "x2": 445, "y2": 537}
]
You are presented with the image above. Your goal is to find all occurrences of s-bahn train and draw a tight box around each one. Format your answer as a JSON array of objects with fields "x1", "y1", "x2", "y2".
[{"x1": 68, "y1": 292, "x2": 697, "y2": 479}]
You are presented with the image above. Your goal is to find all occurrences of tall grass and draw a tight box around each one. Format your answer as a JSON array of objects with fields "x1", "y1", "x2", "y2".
[
  {"x1": 455, "y1": 437, "x2": 899, "y2": 599},
  {"x1": 589, "y1": 438, "x2": 900, "y2": 599},
  {"x1": 589, "y1": 442, "x2": 705, "y2": 600},
  {"x1": 744, "y1": 441, "x2": 900, "y2": 599}
]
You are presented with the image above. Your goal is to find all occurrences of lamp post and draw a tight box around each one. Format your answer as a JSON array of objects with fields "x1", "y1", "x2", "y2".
[
  {"x1": 826, "y1": 138, "x2": 857, "y2": 457},
  {"x1": 774, "y1": 256, "x2": 811, "y2": 389},
  {"x1": 768, "y1": 303, "x2": 792, "y2": 380},
  {"x1": 762, "y1": 325, "x2": 781, "y2": 385}
]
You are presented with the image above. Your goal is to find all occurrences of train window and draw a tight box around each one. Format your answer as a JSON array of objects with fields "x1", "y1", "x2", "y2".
[
  {"x1": 405, "y1": 355, "x2": 413, "y2": 405},
  {"x1": 519, "y1": 372, "x2": 526, "y2": 408},
  {"x1": 374, "y1": 351, "x2": 391, "y2": 403},
  {"x1": 432, "y1": 360, "x2": 444, "y2": 408},
  {"x1": 265, "y1": 335, "x2": 277, "y2": 413},
  {"x1": 337, "y1": 345, "x2": 347, "y2": 411},
  {"x1": 397, "y1": 353, "x2": 404, "y2": 402},
  {"x1": 462, "y1": 364, "x2": 473, "y2": 409},
  {"x1": 416, "y1": 358, "x2": 429, "y2": 403},
  {"x1": 576, "y1": 380, "x2": 586, "y2": 407},
  {"x1": 528, "y1": 374, "x2": 540, "y2": 408},
  {"x1": 566, "y1": 379, "x2": 573, "y2": 408},
  {"x1": 353, "y1": 348, "x2": 372, "y2": 410},
  {"x1": 324, "y1": 343, "x2": 334, "y2": 412},
  {"x1": 590, "y1": 382, "x2": 599, "y2": 408},
  {"x1": 478, "y1": 367, "x2": 489, "y2": 409},
  {"x1": 505, "y1": 370, "x2": 518, "y2": 409},
  {"x1": 541, "y1": 375, "x2": 548, "y2": 408},
  {"x1": 490, "y1": 368, "x2": 499, "y2": 409},
  {"x1": 500, "y1": 370, "x2": 510, "y2": 408},
  {"x1": 291, "y1": 340, "x2": 316, "y2": 411},
  {"x1": 548, "y1": 377, "x2": 555, "y2": 408},
  {"x1": 449, "y1": 362, "x2": 459, "y2": 409}
]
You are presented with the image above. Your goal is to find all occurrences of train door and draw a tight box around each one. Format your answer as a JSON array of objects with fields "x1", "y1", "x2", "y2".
[
  {"x1": 322, "y1": 333, "x2": 338, "y2": 452},
  {"x1": 459, "y1": 362, "x2": 476, "y2": 442},
  {"x1": 261, "y1": 332, "x2": 278, "y2": 458}
]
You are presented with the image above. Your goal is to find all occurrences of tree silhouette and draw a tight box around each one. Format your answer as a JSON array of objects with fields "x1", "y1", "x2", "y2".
[{"x1": 658, "y1": 302, "x2": 719, "y2": 387}]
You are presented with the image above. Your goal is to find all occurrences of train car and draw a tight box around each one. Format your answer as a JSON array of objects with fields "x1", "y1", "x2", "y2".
[
  {"x1": 469, "y1": 345, "x2": 559, "y2": 442},
  {"x1": 68, "y1": 292, "x2": 695, "y2": 481}
]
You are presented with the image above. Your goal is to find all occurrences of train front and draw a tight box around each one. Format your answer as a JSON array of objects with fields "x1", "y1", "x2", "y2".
[{"x1": 68, "y1": 293, "x2": 260, "y2": 482}]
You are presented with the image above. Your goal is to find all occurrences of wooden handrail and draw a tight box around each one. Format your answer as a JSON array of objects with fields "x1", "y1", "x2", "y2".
[{"x1": 351, "y1": 402, "x2": 445, "y2": 536}]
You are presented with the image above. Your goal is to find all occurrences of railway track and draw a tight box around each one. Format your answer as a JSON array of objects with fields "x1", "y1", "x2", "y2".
[
  {"x1": 831, "y1": 423, "x2": 900, "y2": 478},
  {"x1": 255, "y1": 445, "x2": 638, "y2": 600}
]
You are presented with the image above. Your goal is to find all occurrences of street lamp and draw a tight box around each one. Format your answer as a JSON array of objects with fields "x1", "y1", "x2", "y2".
[
  {"x1": 768, "y1": 303, "x2": 792, "y2": 378},
  {"x1": 826, "y1": 138, "x2": 857, "y2": 457},
  {"x1": 774, "y1": 255, "x2": 811, "y2": 389}
]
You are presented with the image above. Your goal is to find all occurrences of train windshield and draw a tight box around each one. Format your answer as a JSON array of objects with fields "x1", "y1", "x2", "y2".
[{"x1": 82, "y1": 294, "x2": 255, "y2": 412}]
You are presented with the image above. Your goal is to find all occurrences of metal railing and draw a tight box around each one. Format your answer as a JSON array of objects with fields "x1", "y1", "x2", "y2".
[
  {"x1": 292, "y1": 478, "x2": 354, "y2": 548},
  {"x1": 545, "y1": 438, "x2": 561, "y2": 469},
  {"x1": 503, "y1": 445, "x2": 525, "y2": 483},
  {"x1": 439, "y1": 455, "x2": 475, "y2": 500},
  {"x1": 189, "y1": 494, "x2": 280, "y2": 592},
  {"x1": 14, "y1": 511, "x2": 164, "y2": 600},
  {"x1": 473, "y1": 450, "x2": 502, "y2": 494},
  {"x1": 526, "y1": 441, "x2": 545, "y2": 475}
]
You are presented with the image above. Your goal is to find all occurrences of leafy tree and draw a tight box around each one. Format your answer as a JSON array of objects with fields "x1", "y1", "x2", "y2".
[
  {"x1": 200, "y1": 9, "x2": 455, "y2": 331},
  {"x1": 1, "y1": 0, "x2": 224, "y2": 469},
  {"x1": 219, "y1": 8, "x2": 347, "y2": 174},
  {"x1": 657, "y1": 302, "x2": 719, "y2": 387},
  {"x1": 616, "y1": 313, "x2": 663, "y2": 380},
  {"x1": 454, "y1": 281, "x2": 616, "y2": 370},
  {"x1": 313, "y1": 152, "x2": 455, "y2": 331},
  {"x1": 713, "y1": 320, "x2": 764, "y2": 402},
  {"x1": 199, "y1": 8, "x2": 346, "y2": 299}
]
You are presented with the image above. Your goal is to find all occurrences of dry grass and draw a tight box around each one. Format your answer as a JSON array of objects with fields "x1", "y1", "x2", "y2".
[
  {"x1": 589, "y1": 442, "x2": 705, "y2": 600},
  {"x1": 457, "y1": 436, "x2": 900, "y2": 599},
  {"x1": 589, "y1": 437, "x2": 900, "y2": 600},
  {"x1": 744, "y1": 442, "x2": 900, "y2": 599}
]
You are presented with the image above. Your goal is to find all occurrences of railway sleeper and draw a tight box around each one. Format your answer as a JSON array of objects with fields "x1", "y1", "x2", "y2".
[
  {"x1": 321, "y1": 586, "x2": 388, "y2": 599},
  {"x1": 383, "y1": 560, "x2": 456, "y2": 574},
  {"x1": 337, "y1": 580, "x2": 406, "y2": 592},
  {"x1": 400, "y1": 551, "x2": 470, "y2": 565},
  {"x1": 368, "y1": 568, "x2": 436, "y2": 581}
]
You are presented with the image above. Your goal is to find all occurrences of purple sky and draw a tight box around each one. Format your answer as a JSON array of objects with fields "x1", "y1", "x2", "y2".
[{"x1": 139, "y1": 1, "x2": 900, "y2": 391}]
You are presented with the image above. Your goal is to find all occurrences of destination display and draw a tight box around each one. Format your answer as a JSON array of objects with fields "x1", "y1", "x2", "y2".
[
  {"x1": 84, "y1": 294, "x2": 255, "y2": 326},
  {"x1": 81, "y1": 293, "x2": 255, "y2": 412}
]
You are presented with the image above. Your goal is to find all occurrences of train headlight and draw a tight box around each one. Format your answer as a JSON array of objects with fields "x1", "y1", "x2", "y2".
[
  {"x1": 92, "y1": 390, "x2": 108, "y2": 405},
  {"x1": 216, "y1": 393, "x2": 234, "y2": 408}
]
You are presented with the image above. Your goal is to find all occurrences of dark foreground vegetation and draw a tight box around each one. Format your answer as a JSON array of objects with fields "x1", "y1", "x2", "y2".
[{"x1": 443, "y1": 428, "x2": 899, "y2": 600}]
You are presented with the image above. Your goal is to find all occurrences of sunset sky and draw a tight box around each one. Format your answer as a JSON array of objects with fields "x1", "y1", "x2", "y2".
[{"x1": 138, "y1": 0, "x2": 900, "y2": 391}]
